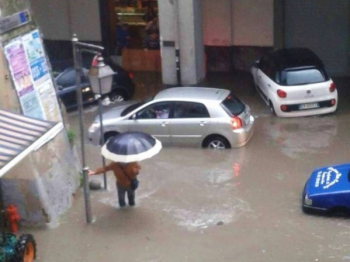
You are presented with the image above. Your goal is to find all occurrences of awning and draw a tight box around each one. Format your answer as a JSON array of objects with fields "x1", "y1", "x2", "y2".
[{"x1": 0, "y1": 109, "x2": 64, "y2": 177}]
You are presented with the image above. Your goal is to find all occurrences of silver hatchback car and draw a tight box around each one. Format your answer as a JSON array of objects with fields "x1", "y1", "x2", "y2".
[{"x1": 88, "y1": 87, "x2": 254, "y2": 149}]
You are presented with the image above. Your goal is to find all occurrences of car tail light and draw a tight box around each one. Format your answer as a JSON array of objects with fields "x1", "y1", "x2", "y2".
[
  {"x1": 231, "y1": 117, "x2": 242, "y2": 129},
  {"x1": 280, "y1": 105, "x2": 287, "y2": 112},
  {"x1": 329, "y1": 82, "x2": 336, "y2": 92},
  {"x1": 277, "y1": 89, "x2": 287, "y2": 98},
  {"x1": 128, "y1": 72, "x2": 133, "y2": 79},
  {"x1": 331, "y1": 99, "x2": 336, "y2": 106}
]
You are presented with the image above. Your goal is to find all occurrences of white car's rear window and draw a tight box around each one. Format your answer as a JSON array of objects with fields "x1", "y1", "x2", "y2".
[{"x1": 280, "y1": 68, "x2": 327, "y2": 86}]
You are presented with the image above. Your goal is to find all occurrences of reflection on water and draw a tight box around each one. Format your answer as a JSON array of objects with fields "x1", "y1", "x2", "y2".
[
  {"x1": 135, "y1": 148, "x2": 251, "y2": 231},
  {"x1": 233, "y1": 162, "x2": 240, "y2": 177},
  {"x1": 163, "y1": 197, "x2": 251, "y2": 231},
  {"x1": 265, "y1": 116, "x2": 337, "y2": 158}
]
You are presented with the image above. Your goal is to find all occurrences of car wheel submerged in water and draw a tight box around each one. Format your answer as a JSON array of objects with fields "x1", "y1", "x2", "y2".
[{"x1": 204, "y1": 136, "x2": 230, "y2": 149}]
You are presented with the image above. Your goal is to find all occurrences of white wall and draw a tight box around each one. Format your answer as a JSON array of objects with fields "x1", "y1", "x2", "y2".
[
  {"x1": 31, "y1": 0, "x2": 101, "y2": 41},
  {"x1": 233, "y1": 0, "x2": 273, "y2": 46},
  {"x1": 178, "y1": 0, "x2": 205, "y2": 84},
  {"x1": 68, "y1": 0, "x2": 101, "y2": 41},
  {"x1": 159, "y1": 0, "x2": 205, "y2": 85},
  {"x1": 158, "y1": 0, "x2": 177, "y2": 84},
  {"x1": 30, "y1": 0, "x2": 71, "y2": 40},
  {"x1": 202, "y1": 0, "x2": 274, "y2": 46},
  {"x1": 202, "y1": 0, "x2": 232, "y2": 46},
  {"x1": 193, "y1": 0, "x2": 205, "y2": 80}
]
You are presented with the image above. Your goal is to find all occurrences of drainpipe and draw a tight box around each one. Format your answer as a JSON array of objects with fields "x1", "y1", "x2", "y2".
[
  {"x1": 173, "y1": 0, "x2": 181, "y2": 85},
  {"x1": 229, "y1": 0, "x2": 234, "y2": 70}
]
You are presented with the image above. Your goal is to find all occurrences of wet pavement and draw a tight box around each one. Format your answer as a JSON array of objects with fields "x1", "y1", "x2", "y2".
[{"x1": 23, "y1": 72, "x2": 350, "y2": 261}]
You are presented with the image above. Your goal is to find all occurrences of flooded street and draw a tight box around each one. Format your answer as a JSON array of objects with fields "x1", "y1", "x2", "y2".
[{"x1": 26, "y1": 73, "x2": 350, "y2": 261}]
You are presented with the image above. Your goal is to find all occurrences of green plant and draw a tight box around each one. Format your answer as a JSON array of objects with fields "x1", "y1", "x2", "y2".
[{"x1": 67, "y1": 129, "x2": 75, "y2": 146}]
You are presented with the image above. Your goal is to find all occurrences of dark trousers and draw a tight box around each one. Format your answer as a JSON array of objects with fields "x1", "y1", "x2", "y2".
[{"x1": 116, "y1": 183, "x2": 135, "y2": 207}]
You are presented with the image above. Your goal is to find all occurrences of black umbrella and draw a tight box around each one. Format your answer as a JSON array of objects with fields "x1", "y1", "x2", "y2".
[{"x1": 101, "y1": 131, "x2": 162, "y2": 163}]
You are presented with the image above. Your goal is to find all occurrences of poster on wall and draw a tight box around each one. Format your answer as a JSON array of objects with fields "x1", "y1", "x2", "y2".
[
  {"x1": 22, "y1": 29, "x2": 61, "y2": 122},
  {"x1": 22, "y1": 30, "x2": 49, "y2": 85},
  {"x1": 36, "y1": 80, "x2": 61, "y2": 122},
  {"x1": 4, "y1": 29, "x2": 61, "y2": 122},
  {"x1": 4, "y1": 39, "x2": 44, "y2": 119}
]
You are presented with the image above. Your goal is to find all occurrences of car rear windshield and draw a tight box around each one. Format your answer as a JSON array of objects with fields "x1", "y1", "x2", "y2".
[
  {"x1": 221, "y1": 93, "x2": 245, "y2": 115},
  {"x1": 278, "y1": 67, "x2": 328, "y2": 86}
]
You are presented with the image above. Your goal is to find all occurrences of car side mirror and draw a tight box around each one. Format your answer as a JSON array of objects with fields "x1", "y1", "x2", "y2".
[
  {"x1": 132, "y1": 114, "x2": 137, "y2": 120},
  {"x1": 57, "y1": 85, "x2": 63, "y2": 90}
]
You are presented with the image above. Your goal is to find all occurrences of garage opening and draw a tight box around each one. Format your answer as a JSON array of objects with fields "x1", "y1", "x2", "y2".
[{"x1": 100, "y1": 0, "x2": 161, "y2": 72}]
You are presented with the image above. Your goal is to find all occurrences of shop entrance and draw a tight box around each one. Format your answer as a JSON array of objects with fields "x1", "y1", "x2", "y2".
[{"x1": 99, "y1": 0, "x2": 160, "y2": 71}]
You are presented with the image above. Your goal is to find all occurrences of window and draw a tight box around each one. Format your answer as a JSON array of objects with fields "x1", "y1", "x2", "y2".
[
  {"x1": 173, "y1": 102, "x2": 209, "y2": 118},
  {"x1": 56, "y1": 68, "x2": 89, "y2": 88},
  {"x1": 221, "y1": 93, "x2": 245, "y2": 115},
  {"x1": 280, "y1": 68, "x2": 327, "y2": 86},
  {"x1": 137, "y1": 102, "x2": 171, "y2": 119},
  {"x1": 123, "y1": 97, "x2": 154, "y2": 117}
]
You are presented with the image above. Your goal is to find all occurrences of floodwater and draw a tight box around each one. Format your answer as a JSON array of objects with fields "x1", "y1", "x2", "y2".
[{"x1": 24, "y1": 73, "x2": 350, "y2": 261}]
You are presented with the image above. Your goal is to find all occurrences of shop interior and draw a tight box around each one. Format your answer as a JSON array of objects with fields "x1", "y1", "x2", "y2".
[{"x1": 112, "y1": 0, "x2": 159, "y2": 54}]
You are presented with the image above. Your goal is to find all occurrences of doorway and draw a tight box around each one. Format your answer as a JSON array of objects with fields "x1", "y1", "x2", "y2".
[{"x1": 99, "y1": 0, "x2": 159, "y2": 57}]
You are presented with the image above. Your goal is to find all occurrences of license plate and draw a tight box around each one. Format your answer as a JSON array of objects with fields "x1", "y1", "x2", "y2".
[{"x1": 299, "y1": 103, "x2": 319, "y2": 110}]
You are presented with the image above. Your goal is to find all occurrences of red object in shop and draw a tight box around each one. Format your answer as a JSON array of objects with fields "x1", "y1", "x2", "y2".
[
  {"x1": 5, "y1": 205, "x2": 20, "y2": 233},
  {"x1": 91, "y1": 54, "x2": 102, "y2": 66}
]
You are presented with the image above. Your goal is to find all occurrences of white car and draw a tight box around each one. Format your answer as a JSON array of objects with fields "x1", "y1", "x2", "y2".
[
  {"x1": 88, "y1": 87, "x2": 254, "y2": 149},
  {"x1": 251, "y1": 48, "x2": 338, "y2": 117}
]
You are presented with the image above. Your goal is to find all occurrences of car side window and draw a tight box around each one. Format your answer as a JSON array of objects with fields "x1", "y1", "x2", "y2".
[
  {"x1": 56, "y1": 70, "x2": 75, "y2": 88},
  {"x1": 173, "y1": 102, "x2": 209, "y2": 118},
  {"x1": 136, "y1": 102, "x2": 171, "y2": 119},
  {"x1": 56, "y1": 69, "x2": 88, "y2": 88}
]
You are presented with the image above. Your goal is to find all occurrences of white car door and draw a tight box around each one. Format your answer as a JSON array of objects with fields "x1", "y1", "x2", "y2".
[
  {"x1": 256, "y1": 57, "x2": 277, "y2": 106},
  {"x1": 259, "y1": 69, "x2": 276, "y2": 104},
  {"x1": 253, "y1": 59, "x2": 268, "y2": 102}
]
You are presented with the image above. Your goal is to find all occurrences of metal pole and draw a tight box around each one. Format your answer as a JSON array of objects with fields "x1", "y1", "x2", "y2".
[
  {"x1": 173, "y1": 0, "x2": 181, "y2": 86},
  {"x1": 82, "y1": 166, "x2": 92, "y2": 222},
  {"x1": 72, "y1": 34, "x2": 92, "y2": 224},
  {"x1": 72, "y1": 35, "x2": 105, "y2": 223},
  {"x1": 97, "y1": 79, "x2": 107, "y2": 189},
  {"x1": 175, "y1": 48, "x2": 181, "y2": 86}
]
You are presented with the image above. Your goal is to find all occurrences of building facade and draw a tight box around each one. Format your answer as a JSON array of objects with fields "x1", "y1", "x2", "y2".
[
  {"x1": 31, "y1": 0, "x2": 350, "y2": 84},
  {"x1": 0, "y1": 0, "x2": 80, "y2": 227}
]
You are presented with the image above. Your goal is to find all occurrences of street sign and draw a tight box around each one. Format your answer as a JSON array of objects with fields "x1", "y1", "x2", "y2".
[{"x1": 0, "y1": 10, "x2": 31, "y2": 35}]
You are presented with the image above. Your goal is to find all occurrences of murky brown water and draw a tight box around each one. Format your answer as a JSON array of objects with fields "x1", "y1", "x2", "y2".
[{"x1": 23, "y1": 73, "x2": 350, "y2": 261}]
